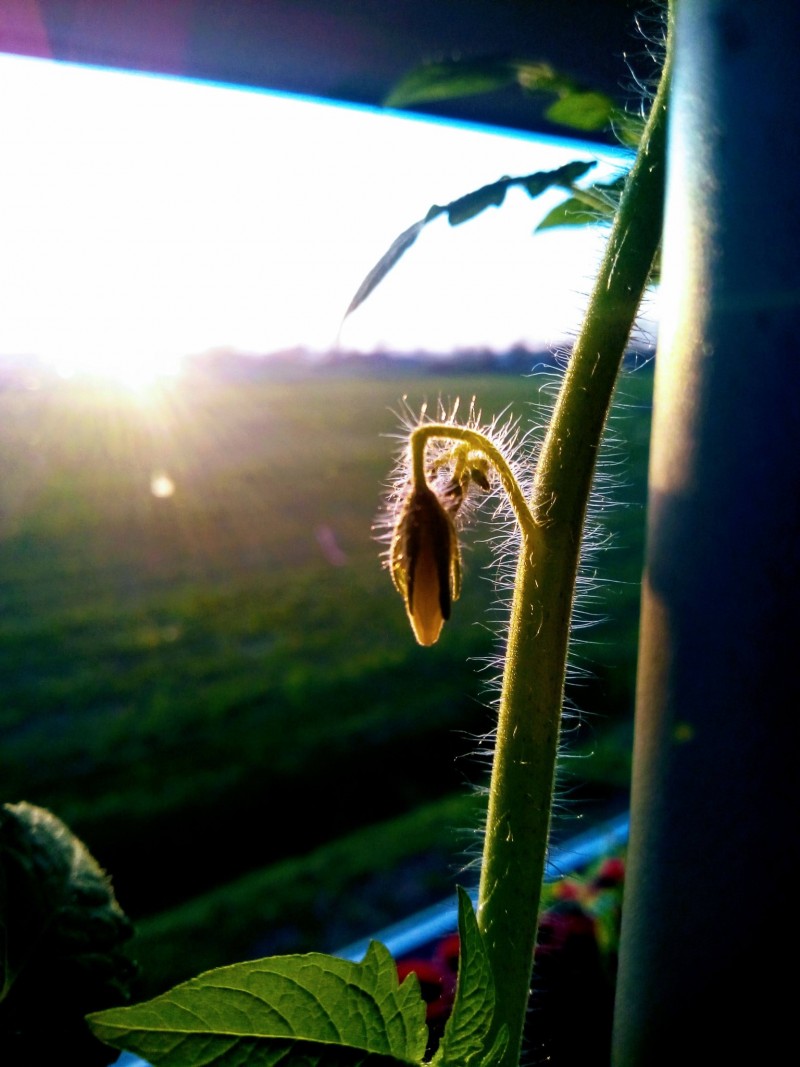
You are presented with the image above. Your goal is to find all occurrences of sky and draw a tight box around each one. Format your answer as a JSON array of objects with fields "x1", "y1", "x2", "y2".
[{"x1": 0, "y1": 51, "x2": 652, "y2": 386}]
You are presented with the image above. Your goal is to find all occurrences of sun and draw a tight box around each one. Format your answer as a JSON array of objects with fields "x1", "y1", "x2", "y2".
[{"x1": 47, "y1": 339, "x2": 186, "y2": 393}]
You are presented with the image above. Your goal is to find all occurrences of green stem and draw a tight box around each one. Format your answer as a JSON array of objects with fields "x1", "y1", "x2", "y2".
[{"x1": 476, "y1": 17, "x2": 673, "y2": 1067}]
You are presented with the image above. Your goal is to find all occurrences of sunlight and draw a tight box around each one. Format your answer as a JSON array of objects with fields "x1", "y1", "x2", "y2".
[
  {"x1": 0, "y1": 51, "x2": 634, "y2": 379},
  {"x1": 150, "y1": 471, "x2": 176, "y2": 498},
  {"x1": 53, "y1": 353, "x2": 184, "y2": 392},
  {"x1": 48, "y1": 335, "x2": 185, "y2": 392}
]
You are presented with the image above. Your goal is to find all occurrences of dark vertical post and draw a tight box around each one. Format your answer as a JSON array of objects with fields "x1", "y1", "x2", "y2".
[{"x1": 613, "y1": 3, "x2": 800, "y2": 1063}]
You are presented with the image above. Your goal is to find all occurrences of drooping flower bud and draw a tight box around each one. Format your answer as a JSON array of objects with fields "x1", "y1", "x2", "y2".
[{"x1": 390, "y1": 480, "x2": 461, "y2": 646}]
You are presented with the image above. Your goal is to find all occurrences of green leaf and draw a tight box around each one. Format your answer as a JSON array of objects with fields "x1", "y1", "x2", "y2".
[
  {"x1": 536, "y1": 196, "x2": 603, "y2": 231},
  {"x1": 445, "y1": 179, "x2": 510, "y2": 225},
  {"x1": 385, "y1": 55, "x2": 631, "y2": 149},
  {"x1": 344, "y1": 214, "x2": 439, "y2": 317},
  {"x1": 0, "y1": 802, "x2": 135, "y2": 1065},
  {"x1": 435, "y1": 888, "x2": 506, "y2": 1067},
  {"x1": 544, "y1": 91, "x2": 616, "y2": 132},
  {"x1": 446, "y1": 162, "x2": 593, "y2": 227},
  {"x1": 385, "y1": 59, "x2": 515, "y2": 107},
  {"x1": 520, "y1": 159, "x2": 594, "y2": 198},
  {"x1": 87, "y1": 940, "x2": 429, "y2": 1067},
  {"x1": 536, "y1": 173, "x2": 627, "y2": 232},
  {"x1": 344, "y1": 161, "x2": 595, "y2": 320},
  {"x1": 612, "y1": 110, "x2": 646, "y2": 149}
]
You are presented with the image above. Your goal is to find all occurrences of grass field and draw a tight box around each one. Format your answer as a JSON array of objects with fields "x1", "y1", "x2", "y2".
[{"x1": 0, "y1": 360, "x2": 653, "y2": 981}]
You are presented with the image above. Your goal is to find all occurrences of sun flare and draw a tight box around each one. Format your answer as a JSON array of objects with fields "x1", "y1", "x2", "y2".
[
  {"x1": 49, "y1": 344, "x2": 185, "y2": 393},
  {"x1": 0, "y1": 52, "x2": 639, "y2": 382}
]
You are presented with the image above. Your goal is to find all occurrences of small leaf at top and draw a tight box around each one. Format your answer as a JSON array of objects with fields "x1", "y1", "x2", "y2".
[
  {"x1": 385, "y1": 59, "x2": 516, "y2": 107},
  {"x1": 87, "y1": 940, "x2": 429, "y2": 1067},
  {"x1": 544, "y1": 90, "x2": 616, "y2": 131},
  {"x1": 536, "y1": 196, "x2": 604, "y2": 231}
]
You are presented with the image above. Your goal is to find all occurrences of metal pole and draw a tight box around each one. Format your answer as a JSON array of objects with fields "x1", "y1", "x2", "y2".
[{"x1": 613, "y1": 3, "x2": 800, "y2": 1063}]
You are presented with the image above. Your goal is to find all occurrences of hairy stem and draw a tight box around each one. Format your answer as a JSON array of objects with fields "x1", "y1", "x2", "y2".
[{"x1": 476, "y1": 17, "x2": 673, "y2": 1066}]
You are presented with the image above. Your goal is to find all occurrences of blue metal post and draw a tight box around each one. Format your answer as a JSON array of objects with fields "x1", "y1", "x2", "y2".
[{"x1": 613, "y1": 3, "x2": 800, "y2": 1063}]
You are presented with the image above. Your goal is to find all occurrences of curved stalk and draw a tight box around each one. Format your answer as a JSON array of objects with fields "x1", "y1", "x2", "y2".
[
  {"x1": 476, "y1": 15, "x2": 674, "y2": 1066},
  {"x1": 409, "y1": 424, "x2": 537, "y2": 542}
]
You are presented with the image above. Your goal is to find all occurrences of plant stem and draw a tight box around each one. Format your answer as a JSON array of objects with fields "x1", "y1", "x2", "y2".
[{"x1": 476, "y1": 17, "x2": 673, "y2": 1066}]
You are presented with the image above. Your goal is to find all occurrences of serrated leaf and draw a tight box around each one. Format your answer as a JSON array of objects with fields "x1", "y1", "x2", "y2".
[
  {"x1": 344, "y1": 161, "x2": 596, "y2": 321},
  {"x1": 446, "y1": 162, "x2": 594, "y2": 228},
  {"x1": 385, "y1": 59, "x2": 515, "y2": 107},
  {"x1": 87, "y1": 940, "x2": 428, "y2": 1067},
  {"x1": 544, "y1": 91, "x2": 616, "y2": 131},
  {"x1": 445, "y1": 179, "x2": 510, "y2": 225},
  {"x1": 435, "y1": 888, "x2": 506, "y2": 1067},
  {"x1": 520, "y1": 159, "x2": 594, "y2": 199}
]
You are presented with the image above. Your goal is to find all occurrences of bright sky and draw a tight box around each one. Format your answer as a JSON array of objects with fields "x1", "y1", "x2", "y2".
[{"x1": 0, "y1": 51, "x2": 647, "y2": 385}]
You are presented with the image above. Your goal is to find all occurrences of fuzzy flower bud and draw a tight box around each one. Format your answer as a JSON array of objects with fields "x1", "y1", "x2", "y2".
[{"x1": 390, "y1": 480, "x2": 461, "y2": 646}]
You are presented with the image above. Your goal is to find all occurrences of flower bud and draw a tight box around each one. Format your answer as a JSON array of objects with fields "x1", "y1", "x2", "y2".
[{"x1": 390, "y1": 481, "x2": 461, "y2": 646}]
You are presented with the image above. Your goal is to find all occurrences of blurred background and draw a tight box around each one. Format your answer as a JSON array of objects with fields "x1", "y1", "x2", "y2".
[{"x1": 1, "y1": 0, "x2": 657, "y2": 997}]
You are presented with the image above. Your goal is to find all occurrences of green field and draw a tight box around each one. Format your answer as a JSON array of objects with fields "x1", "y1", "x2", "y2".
[{"x1": 0, "y1": 362, "x2": 653, "y2": 987}]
